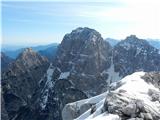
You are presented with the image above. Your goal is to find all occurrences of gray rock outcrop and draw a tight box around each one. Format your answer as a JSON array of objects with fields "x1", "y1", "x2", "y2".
[{"x1": 1, "y1": 48, "x2": 49, "y2": 120}]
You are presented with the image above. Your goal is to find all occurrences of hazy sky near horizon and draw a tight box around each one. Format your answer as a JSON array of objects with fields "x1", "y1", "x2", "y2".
[{"x1": 2, "y1": 0, "x2": 160, "y2": 45}]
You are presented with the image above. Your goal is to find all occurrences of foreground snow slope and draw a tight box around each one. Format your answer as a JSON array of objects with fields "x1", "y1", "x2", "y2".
[{"x1": 62, "y1": 72, "x2": 160, "y2": 120}]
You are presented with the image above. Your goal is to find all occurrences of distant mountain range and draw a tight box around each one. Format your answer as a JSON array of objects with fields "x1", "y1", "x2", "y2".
[{"x1": 2, "y1": 43, "x2": 59, "y2": 59}]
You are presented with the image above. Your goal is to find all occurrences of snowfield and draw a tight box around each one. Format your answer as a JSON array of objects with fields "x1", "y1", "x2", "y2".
[{"x1": 62, "y1": 72, "x2": 160, "y2": 120}]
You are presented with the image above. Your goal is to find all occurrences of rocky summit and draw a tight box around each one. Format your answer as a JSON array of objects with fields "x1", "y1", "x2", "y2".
[
  {"x1": 1, "y1": 27, "x2": 160, "y2": 120},
  {"x1": 113, "y1": 35, "x2": 160, "y2": 77},
  {"x1": 54, "y1": 27, "x2": 113, "y2": 96},
  {"x1": 1, "y1": 48, "x2": 49, "y2": 120},
  {"x1": 62, "y1": 72, "x2": 160, "y2": 120}
]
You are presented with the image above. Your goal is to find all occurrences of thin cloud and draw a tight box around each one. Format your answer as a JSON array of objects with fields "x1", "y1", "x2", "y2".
[{"x1": 2, "y1": 0, "x2": 160, "y2": 45}]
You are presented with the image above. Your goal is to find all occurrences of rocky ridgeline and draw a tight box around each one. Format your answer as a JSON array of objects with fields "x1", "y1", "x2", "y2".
[
  {"x1": 62, "y1": 72, "x2": 160, "y2": 120},
  {"x1": 113, "y1": 35, "x2": 160, "y2": 77},
  {"x1": 1, "y1": 48, "x2": 49, "y2": 120}
]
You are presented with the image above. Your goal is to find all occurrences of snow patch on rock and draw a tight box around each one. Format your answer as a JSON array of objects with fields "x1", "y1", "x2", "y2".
[
  {"x1": 107, "y1": 57, "x2": 121, "y2": 83},
  {"x1": 59, "y1": 72, "x2": 70, "y2": 79},
  {"x1": 120, "y1": 42, "x2": 131, "y2": 50},
  {"x1": 40, "y1": 64, "x2": 55, "y2": 109},
  {"x1": 46, "y1": 64, "x2": 55, "y2": 88}
]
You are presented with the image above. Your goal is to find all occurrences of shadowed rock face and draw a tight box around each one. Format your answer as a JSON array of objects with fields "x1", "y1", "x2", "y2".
[
  {"x1": 54, "y1": 27, "x2": 112, "y2": 96},
  {"x1": 113, "y1": 35, "x2": 160, "y2": 77},
  {"x1": 142, "y1": 72, "x2": 160, "y2": 89},
  {"x1": 1, "y1": 96, "x2": 9, "y2": 120},
  {"x1": 1, "y1": 48, "x2": 49, "y2": 120},
  {"x1": 55, "y1": 27, "x2": 112, "y2": 73},
  {"x1": 1, "y1": 52, "x2": 13, "y2": 71},
  {"x1": 11, "y1": 78, "x2": 87, "y2": 120}
]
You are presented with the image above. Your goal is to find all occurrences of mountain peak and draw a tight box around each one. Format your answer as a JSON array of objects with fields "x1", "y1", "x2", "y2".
[
  {"x1": 23, "y1": 47, "x2": 33, "y2": 52},
  {"x1": 114, "y1": 35, "x2": 160, "y2": 77},
  {"x1": 21, "y1": 47, "x2": 35, "y2": 54},
  {"x1": 121, "y1": 35, "x2": 150, "y2": 47},
  {"x1": 124, "y1": 35, "x2": 147, "y2": 44},
  {"x1": 18, "y1": 48, "x2": 38, "y2": 59},
  {"x1": 54, "y1": 27, "x2": 112, "y2": 96},
  {"x1": 58, "y1": 27, "x2": 108, "y2": 55},
  {"x1": 63, "y1": 27, "x2": 103, "y2": 44},
  {"x1": 72, "y1": 27, "x2": 97, "y2": 33},
  {"x1": 126, "y1": 34, "x2": 138, "y2": 40},
  {"x1": 56, "y1": 27, "x2": 111, "y2": 72},
  {"x1": 15, "y1": 48, "x2": 48, "y2": 68}
]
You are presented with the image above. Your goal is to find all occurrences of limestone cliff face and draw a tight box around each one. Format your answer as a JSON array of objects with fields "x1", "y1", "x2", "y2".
[
  {"x1": 54, "y1": 27, "x2": 112, "y2": 96},
  {"x1": 113, "y1": 35, "x2": 160, "y2": 77},
  {"x1": 55, "y1": 27, "x2": 112, "y2": 73},
  {"x1": 1, "y1": 48, "x2": 49, "y2": 120}
]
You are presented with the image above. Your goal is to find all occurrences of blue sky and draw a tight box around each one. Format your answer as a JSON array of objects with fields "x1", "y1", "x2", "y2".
[{"x1": 2, "y1": 0, "x2": 160, "y2": 45}]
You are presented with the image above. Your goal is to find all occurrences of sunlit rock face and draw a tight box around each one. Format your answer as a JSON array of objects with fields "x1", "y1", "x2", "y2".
[{"x1": 62, "y1": 72, "x2": 160, "y2": 120}]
